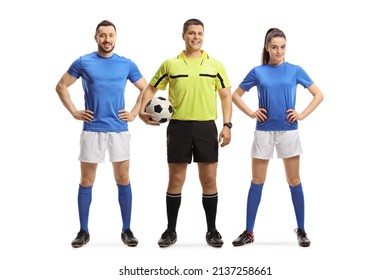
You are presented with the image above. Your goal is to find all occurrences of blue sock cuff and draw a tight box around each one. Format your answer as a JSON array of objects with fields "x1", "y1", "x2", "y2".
[
  {"x1": 289, "y1": 183, "x2": 302, "y2": 192},
  {"x1": 250, "y1": 182, "x2": 264, "y2": 189},
  {"x1": 79, "y1": 185, "x2": 92, "y2": 193},
  {"x1": 117, "y1": 183, "x2": 131, "y2": 192}
]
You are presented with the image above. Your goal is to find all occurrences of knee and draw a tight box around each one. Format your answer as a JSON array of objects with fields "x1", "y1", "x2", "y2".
[
  {"x1": 80, "y1": 177, "x2": 94, "y2": 187},
  {"x1": 287, "y1": 177, "x2": 301, "y2": 187},
  {"x1": 252, "y1": 176, "x2": 266, "y2": 185},
  {"x1": 200, "y1": 174, "x2": 216, "y2": 192},
  {"x1": 115, "y1": 174, "x2": 130, "y2": 186},
  {"x1": 168, "y1": 175, "x2": 185, "y2": 193}
]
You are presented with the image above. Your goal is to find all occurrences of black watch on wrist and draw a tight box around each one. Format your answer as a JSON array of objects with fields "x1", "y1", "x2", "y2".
[{"x1": 223, "y1": 122, "x2": 233, "y2": 129}]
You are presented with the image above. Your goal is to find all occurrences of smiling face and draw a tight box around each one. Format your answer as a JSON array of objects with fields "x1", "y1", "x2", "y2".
[
  {"x1": 182, "y1": 24, "x2": 204, "y2": 57},
  {"x1": 266, "y1": 36, "x2": 286, "y2": 65},
  {"x1": 94, "y1": 25, "x2": 116, "y2": 57}
]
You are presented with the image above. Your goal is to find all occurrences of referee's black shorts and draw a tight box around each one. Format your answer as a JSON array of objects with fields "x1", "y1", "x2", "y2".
[{"x1": 167, "y1": 120, "x2": 218, "y2": 163}]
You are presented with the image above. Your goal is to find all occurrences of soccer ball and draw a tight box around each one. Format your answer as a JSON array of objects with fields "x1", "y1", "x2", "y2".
[{"x1": 145, "y1": 96, "x2": 173, "y2": 123}]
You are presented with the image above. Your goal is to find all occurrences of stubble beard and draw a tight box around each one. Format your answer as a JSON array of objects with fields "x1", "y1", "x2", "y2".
[{"x1": 98, "y1": 44, "x2": 115, "y2": 54}]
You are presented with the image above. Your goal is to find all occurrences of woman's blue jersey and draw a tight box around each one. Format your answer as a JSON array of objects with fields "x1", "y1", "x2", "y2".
[{"x1": 239, "y1": 62, "x2": 313, "y2": 131}]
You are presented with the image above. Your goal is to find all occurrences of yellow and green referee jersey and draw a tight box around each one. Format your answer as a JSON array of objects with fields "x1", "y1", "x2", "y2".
[{"x1": 150, "y1": 50, "x2": 231, "y2": 121}]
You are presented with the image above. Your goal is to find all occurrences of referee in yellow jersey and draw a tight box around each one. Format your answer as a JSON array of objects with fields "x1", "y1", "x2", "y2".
[{"x1": 139, "y1": 18, "x2": 232, "y2": 248}]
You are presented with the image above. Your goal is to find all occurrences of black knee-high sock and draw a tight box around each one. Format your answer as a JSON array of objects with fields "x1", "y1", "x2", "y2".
[
  {"x1": 202, "y1": 193, "x2": 218, "y2": 232},
  {"x1": 166, "y1": 193, "x2": 181, "y2": 231}
]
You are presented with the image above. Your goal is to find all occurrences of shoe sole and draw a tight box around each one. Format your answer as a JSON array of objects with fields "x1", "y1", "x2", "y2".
[
  {"x1": 71, "y1": 237, "x2": 90, "y2": 248},
  {"x1": 299, "y1": 243, "x2": 310, "y2": 247},
  {"x1": 208, "y1": 244, "x2": 223, "y2": 248},
  {"x1": 121, "y1": 237, "x2": 138, "y2": 247},
  {"x1": 158, "y1": 238, "x2": 177, "y2": 248},
  {"x1": 232, "y1": 240, "x2": 253, "y2": 247},
  {"x1": 206, "y1": 241, "x2": 224, "y2": 248},
  {"x1": 123, "y1": 242, "x2": 138, "y2": 247}
]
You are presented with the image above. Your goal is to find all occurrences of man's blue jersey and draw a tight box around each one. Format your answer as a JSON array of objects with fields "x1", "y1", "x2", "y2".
[
  {"x1": 68, "y1": 52, "x2": 143, "y2": 132},
  {"x1": 239, "y1": 62, "x2": 313, "y2": 131}
]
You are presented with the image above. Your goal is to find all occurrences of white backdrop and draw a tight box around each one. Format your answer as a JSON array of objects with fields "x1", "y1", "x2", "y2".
[{"x1": 1, "y1": 0, "x2": 389, "y2": 279}]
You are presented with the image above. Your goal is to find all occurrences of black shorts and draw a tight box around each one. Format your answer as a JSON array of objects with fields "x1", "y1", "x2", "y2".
[{"x1": 167, "y1": 120, "x2": 218, "y2": 163}]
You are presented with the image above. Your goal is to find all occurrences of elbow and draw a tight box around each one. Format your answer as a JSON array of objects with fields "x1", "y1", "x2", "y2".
[
  {"x1": 232, "y1": 93, "x2": 239, "y2": 105},
  {"x1": 55, "y1": 83, "x2": 67, "y2": 98},
  {"x1": 319, "y1": 93, "x2": 324, "y2": 103},
  {"x1": 55, "y1": 83, "x2": 62, "y2": 95},
  {"x1": 314, "y1": 91, "x2": 324, "y2": 104}
]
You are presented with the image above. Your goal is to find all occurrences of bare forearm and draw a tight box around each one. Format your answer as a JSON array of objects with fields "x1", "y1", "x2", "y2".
[
  {"x1": 129, "y1": 92, "x2": 143, "y2": 117},
  {"x1": 130, "y1": 77, "x2": 149, "y2": 117},
  {"x1": 232, "y1": 94, "x2": 254, "y2": 118},
  {"x1": 56, "y1": 85, "x2": 78, "y2": 117},
  {"x1": 140, "y1": 85, "x2": 157, "y2": 111},
  {"x1": 300, "y1": 84, "x2": 324, "y2": 119},
  {"x1": 301, "y1": 95, "x2": 323, "y2": 119},
  {"x1": 220, "y1": 93, "x2": 232, "y2": 123},
  {"x1": 138, "y1": 85, "x2": 159, "y2": 124},
  {"x1": 55, "y1": 73, "x2": 79, "y2": 117}
]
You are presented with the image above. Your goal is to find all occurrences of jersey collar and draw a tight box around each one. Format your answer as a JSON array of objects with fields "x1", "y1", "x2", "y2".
[{"x1": 178, "y1": 50, "x2": 208, "y2": 59}]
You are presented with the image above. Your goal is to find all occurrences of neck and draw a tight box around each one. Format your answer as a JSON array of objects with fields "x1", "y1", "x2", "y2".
[
  {"x1": 98, "y1": 51, "x2": 113, "y2": 58},
  {"x1": 268, "y1": 59, "x2": 284, "y2": 66},
  {"x1": 184, "y1": 49, "x2": 202, "y2": 58}
]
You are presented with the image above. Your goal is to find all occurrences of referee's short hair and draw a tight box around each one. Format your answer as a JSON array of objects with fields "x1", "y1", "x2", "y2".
[{"x1": 183, "y1": 18, "x2": 204, "y2": 33}]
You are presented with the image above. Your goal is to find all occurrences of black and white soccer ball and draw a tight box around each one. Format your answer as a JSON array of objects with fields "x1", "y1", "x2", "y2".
[{"x1": 145, "y1": 96, "x2": 173, "y2": 123}]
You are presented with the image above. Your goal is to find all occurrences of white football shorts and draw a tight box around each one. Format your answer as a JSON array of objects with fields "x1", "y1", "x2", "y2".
[
  {"x1": 79, "y1": 131, "x2": 130, "y2": 163},
  {"x1": 251, "y1": 130, "x2": 303, "y2": 159}
]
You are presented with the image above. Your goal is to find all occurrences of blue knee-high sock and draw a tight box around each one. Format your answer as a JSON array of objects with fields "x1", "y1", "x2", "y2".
[
  {"x1": 246, "y1": 182, "x2": 264, "y2": 233},
  {"x1": 118, "y1": 183, "x2": 132, "y2": 232},
  {"x1": 78, "y1": 185, "x2": 92, "y2": 233},
  {"x1": 289, "y1": 183, "x2": 305, "y2": 230}
]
